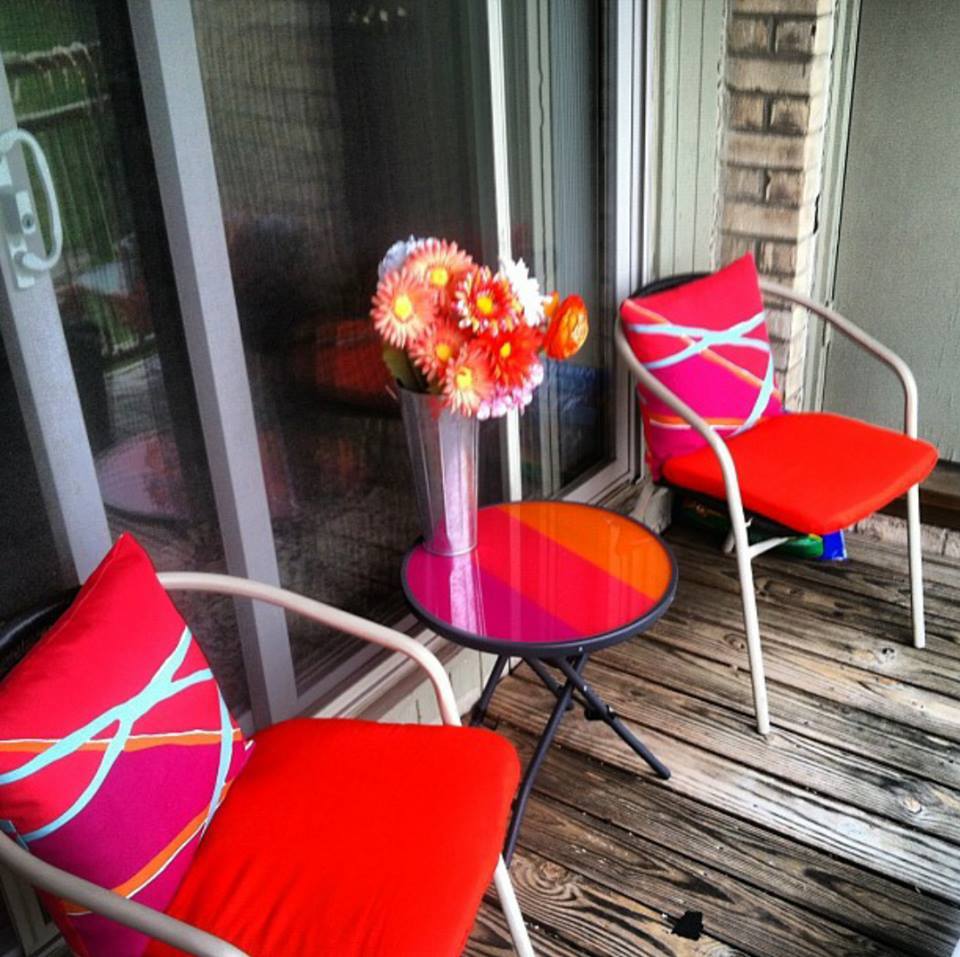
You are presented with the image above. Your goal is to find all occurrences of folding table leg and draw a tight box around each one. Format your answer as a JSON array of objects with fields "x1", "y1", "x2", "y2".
[
  {"x1": 470, "y1": 654, "x2": 509, "y2": 726},
  {"x1": 502, "y1": 653, "x2": 586, "y2": 863},
  {"x1": 554, "y1": 657, "x2": 671, "y2": 780},
  {"x1": 525, "y1": 657, "x2": 573, "y2": 709}
]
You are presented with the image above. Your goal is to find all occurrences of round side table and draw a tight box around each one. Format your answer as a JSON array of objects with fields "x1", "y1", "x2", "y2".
[{"x1": 401, "y1": 500, "x2": 677, "y2": 861}]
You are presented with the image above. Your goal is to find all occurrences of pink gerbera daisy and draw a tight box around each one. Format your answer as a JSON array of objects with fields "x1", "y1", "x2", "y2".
[
  {"x1": 406, "y1": 239, "x2": 475, "y2": 302},
  {"x1": 443, "y1": 344, "x2": 496, "y2": 416},
  {"x1": 370, "y1": 268, "x2": 436, "y2": 348},
  {"x1": 410, "y1": 322, "x2": 466, "y2": 382},
  {"x1": 454, "y1": 267, "x2": 521, "y2": 336}
]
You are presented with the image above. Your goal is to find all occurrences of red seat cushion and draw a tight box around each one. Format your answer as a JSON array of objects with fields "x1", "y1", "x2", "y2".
[
  {"x1": 145, "y1": 718, "x2": 519, "y2": 957},
  {"x1": 662, "y1": 412, "x2": 937, "y2": 534}
]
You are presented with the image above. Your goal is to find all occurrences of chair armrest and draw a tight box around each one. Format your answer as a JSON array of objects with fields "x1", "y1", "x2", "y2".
[
  {"x1": 156, "y1": 573, "x2": 462, "y2": 727},
  {"x1": 613, "y1": 323, "x2": 751, "y2": 523},
  {"x1": 0, "y1": 835, "x2": 246, "y2": 957},
  {"x1": 758, "y1": 279, "x2": 919, "y2": 439}
]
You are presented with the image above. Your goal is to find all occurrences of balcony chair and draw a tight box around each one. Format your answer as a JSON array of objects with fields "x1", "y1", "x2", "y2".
[
  {"x1": 0, "y1": 535, "x2": 534, "y2": 957},
  {"x1": 617, "y1": 262, "x2": 937, "y2": 735}
]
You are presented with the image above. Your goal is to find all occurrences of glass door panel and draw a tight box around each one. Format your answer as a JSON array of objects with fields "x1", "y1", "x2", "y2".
[
  {"x1": 191, "y1": 0, "x2": 501, "y2": 695},
  {"x1": 0, "y1": 1, "x2": 248, "y2": 713},
  {"x1": 505, "y1": 0, "x2": 618, "y2": 497},
  {"x1": 0, "y1": 339, "x2": 66, "y2": 614}
]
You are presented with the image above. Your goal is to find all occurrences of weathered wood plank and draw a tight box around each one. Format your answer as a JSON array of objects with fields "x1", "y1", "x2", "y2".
[
  {"x1": 468, "y1": 850, "x2": 744, "y2": 957},
  {"x1": 665, "y1": 584, "x2": 960, "y2": 699},
  {"x1": 512, "y1": 659, "x2": 960, "y2": 845},
  {"x1": 509, "y1": 730, "x2": 960, "y2": 957},
  {"x1": 489, "y1": 677, "x2": 960, "y2": 903},
  {"x1": 632, "y1": 608, "x2": 960, "y2": 743},
  {"x1": 845, "y1": 533, "x2": 960, "y2": 588},
  {"x1": 466, "y1": 897, "x2": 591, "y2": 957},
  {"x1": 520, "y1": 796, "x2": 910, "y2": 957},
  {"x1": 667, "y1": 530, "x2": 960, "y2": 651},
  {"x1": 598, "y1": 635, "x2": 960, "y2": 789},
  {"x1": 670, "y1": 523, "x2": 960, "y2": 593},
  {"x1": 465, "y1": 527, "x2": 960, "y2": 957}
]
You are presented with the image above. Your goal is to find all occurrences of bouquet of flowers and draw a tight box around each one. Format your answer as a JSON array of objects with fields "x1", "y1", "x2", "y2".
[{"x1": 371, "y1": 236, "x2": 588, "y2": 418}]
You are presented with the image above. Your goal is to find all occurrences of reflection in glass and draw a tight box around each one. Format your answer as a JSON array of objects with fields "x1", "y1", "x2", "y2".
[
  {"x1": 0, "y1": 338, "x2": 65, "y2": 615},
  {"x1": 192, "y1": 0, "x2": 500, "y2": 694},
  {"x1": 1, "y1": 1, "x2": 247, "y2": 712},
  {"x1": 504, "y1": 0, "x2": 615, "y2": 496}
]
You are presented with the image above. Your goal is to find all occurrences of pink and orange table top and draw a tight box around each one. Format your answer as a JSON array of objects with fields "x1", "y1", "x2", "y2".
[{"x1": 401, "y1": 502, "x2": 676, "y2": 656}]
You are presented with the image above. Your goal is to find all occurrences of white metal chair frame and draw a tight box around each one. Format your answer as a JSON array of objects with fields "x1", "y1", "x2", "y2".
[
  {"x1": 0, "y1": 572, "x2": 535, "y2": 957},
  {"x1": 615, "y1": 278, "x2": 926, "y2": 735}
]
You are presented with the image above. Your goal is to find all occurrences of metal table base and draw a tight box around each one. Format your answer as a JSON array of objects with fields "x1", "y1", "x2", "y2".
[{"x1": 471, "y1": 652, "x2": 671, "y2": 863}]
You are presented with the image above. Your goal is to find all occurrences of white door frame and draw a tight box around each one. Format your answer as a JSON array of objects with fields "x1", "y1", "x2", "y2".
[
  {"x1": 807, "y1": 0, "x2": 862, "y2": 410},
  {"x1": 0, "y1": 66, "x2": 111, "y2": 584}
]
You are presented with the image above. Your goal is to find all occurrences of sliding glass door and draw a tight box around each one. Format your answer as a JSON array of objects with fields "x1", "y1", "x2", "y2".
[
  {"x1": 188, "y1": 0, "x2": 502, "y2": 698},
  {"x1": 0, "y1": 2, "x2": 249, "y2": 712},
  {"x1": 0, "y1": 0, "x2": 641, "y2": 723},
  {"x1": 0, "y1": 2, "x2": 643, "y2": 949}
]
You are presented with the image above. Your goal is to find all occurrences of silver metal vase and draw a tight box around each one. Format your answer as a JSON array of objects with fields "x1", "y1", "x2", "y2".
[{"x1": 399, "y1": 387, "x2": 478, "y2": 555}]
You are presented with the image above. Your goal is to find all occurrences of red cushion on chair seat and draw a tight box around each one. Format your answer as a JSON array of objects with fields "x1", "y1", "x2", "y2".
[
  {"x1": 145, "y1": 718, "x2": 519, "y2": 957},
  {"x1": 662, "y1": 412, "x2": 937, "y2": 534}
]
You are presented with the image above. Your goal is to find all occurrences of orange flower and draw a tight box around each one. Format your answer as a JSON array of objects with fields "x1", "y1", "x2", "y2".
[
  {"x1": 543, "y1": 294, "x2": 589, "y2": 360},
  {"x1": 454, "y1": 267, "x2": 521, "y2": 336},
  {"x1": 443, "y1": 344, "x2": 495, "y2": 416},
  {"x1": 478, "y1": 324, "x2": 542, "y2": 390},
  {"x1": 406, "y1": 239, "x2": 474, "y2": 303},
  {"x1": 410, "y1": 322, "x2": 466, "y2": 382},
  {"x1": 371, "y1": 268, "x2": 436, "y2": 348}
]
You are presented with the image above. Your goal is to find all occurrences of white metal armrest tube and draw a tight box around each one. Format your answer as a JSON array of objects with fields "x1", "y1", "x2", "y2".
[
  {"x1": 614, "y1": 323, "x2": 771, "y2": 732},
  {"x1": 758, "y1": 279, "x2": 918, "y2": 437},
  {"x1": 157, "y1": 575, "x2": 533, "y2": 955},
  {"x1": 156, "y1": 572, "x2": 462, "y2": 726},
  {"x1": 0, "y1": 835, "x2": 246, "y2": 957}
]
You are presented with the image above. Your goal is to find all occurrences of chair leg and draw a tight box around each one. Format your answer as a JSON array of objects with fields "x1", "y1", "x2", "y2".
[
  {"x1": 907, "y1": 484, "x2": 926, "y2": 649},
  {"x1": 493, "y1": 857, "x2": 535, "y2": 957},
  {"x1": 731, "y1": 517, "x2": 771, "y2": 735}
]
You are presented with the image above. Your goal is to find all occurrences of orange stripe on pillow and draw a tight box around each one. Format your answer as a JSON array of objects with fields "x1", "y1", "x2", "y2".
[
  {"x1": 0, "y1": 729, "x2": 242, "y2": 755},
  {"x1": 647, "y1": 412, "x2": 746, "y2": 428},
  {"x1": 62, "y1": 780, "x2": 236, "y2": 916}
]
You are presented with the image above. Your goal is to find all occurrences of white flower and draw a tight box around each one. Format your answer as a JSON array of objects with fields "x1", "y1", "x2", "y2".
[
  {"x1": 486, "y1": 394, "x2": 509, "y2": 419},
  {"x1": 377, "y1": 235, "x2": 430, "y2": 280},
  {"x1": 499, "y1": 256, "x2": 544, "y2": 327}
]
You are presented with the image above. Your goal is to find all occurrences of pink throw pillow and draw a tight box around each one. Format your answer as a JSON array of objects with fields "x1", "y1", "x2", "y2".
[
  {"x1": 0, "y1": 534, "x2": 251, "y2": 957},
  {"x1": 620, "y1": 254, "x2": 783, "y2": 479}
]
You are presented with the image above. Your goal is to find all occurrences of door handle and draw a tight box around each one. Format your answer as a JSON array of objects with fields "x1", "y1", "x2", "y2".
[{"x1": 0, "y1": 128, "x2": 64, "y2": 289}]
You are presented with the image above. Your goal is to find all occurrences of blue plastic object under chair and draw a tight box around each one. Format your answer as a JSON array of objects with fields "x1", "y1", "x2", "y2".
[{"x1": 820, "y1": 530, "x2": 847, "y2": 562}]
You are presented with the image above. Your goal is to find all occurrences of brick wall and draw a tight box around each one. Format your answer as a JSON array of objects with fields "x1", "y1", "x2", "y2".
[{"x1": 718, "y1": 0, "x2": 836, "y2": 409}]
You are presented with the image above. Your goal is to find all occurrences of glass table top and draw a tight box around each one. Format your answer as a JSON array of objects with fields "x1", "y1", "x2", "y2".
[{"x1": 401, "y1": 502, "x2": 676, "y2": 655}]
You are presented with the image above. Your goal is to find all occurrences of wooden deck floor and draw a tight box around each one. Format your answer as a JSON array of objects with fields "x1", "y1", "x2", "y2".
[{"x1": 465, "y1": 525, "x2": 960, "y2": 957}]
